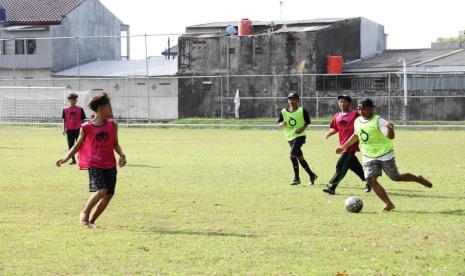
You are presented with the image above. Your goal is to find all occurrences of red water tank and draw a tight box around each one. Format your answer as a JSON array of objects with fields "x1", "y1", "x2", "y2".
[
  {"x1": 238, "y1": 19, "x2": 253, "y2": 36},
  {"x1": 327, "y1": 55, "x2": 343, "y2": 74}
]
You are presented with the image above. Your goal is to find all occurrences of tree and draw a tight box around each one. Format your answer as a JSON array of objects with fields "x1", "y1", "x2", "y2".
[{"x1": 437, "y1": 30, "x2": 465, "y2": 43}]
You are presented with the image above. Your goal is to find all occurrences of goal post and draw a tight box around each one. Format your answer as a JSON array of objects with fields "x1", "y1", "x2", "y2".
[{"x1": 0, "y1": 86, "x2": 89, "y2": 126}]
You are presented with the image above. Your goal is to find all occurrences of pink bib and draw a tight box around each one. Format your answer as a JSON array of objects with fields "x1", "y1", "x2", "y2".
[
  {"x1": 64, "y1": 106, "x2": 83, "y2": 130},
  {"x1": 78, "y1": 119, "x2": 116, "y2": 169}
]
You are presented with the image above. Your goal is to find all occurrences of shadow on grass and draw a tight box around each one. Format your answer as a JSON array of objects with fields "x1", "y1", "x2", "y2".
[
  {"x1": 337, "y1": 188, "x2": 463, "y2": 200},
  {"x1": 388, "y1": 192, "x2": 464, "y2": 200},
  {"x1": 394, "y1": 209, "x2": 465, "y2": 216},
  {"x1": 126, "y1": 227, "x2": 257, "y2": 238},
  {"x1": 125, "y1": 164, "x2": 161, "y2": 169},
  {"x1": 342, "y1": 186, "x2": 427, "y2": 194},
  {"x1": 0, "y1": 146, "x2": 23, "y2": 150}
]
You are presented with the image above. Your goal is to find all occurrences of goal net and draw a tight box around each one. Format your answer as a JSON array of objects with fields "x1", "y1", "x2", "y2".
[{"x1": 0, "y1": 86, "x2": 88, "y2": 126}]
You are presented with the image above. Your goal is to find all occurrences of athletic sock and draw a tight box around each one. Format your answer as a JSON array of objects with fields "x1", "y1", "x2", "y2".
[
  {"x1": 291, "y1": 158, "x2": 299, "y2": 179},
  {"x1": 299, "y1": 159, "x2": 314, "y2": 176}
]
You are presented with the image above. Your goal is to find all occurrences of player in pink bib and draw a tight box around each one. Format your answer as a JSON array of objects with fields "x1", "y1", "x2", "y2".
[
  {"x1": 62, "y1": 93, "x2": 86, "y2": 164},
  {"x1": 323, "y1": 95, "x2": 368, "y2": 195},
  {"x1": 56, "y1": 92, "x2": 126, "y2": 229}
]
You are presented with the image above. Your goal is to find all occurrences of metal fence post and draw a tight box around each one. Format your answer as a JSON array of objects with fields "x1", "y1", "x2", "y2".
[
  {"x1": 300, "y1": 73, "x2": 304, "y2": 107},
  {"x1": 220, "y1": 76, "x2": 224, "y2": 120},
  {"x1": 125, "y1": 75, "x2": 129, "y2": 127},
  {"x1": 388, "y1": 73, "x2": 391, "y2": 120}
]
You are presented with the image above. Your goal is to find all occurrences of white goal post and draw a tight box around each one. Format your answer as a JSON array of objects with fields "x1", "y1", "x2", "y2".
[{"x1": 0, "y1": 86, "x2": 89, "y2": 126}]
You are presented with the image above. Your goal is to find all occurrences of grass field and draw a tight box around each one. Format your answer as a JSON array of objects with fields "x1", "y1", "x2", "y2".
[{"x1": 0, "y1": 127, "x2": 464, "y2": 275}]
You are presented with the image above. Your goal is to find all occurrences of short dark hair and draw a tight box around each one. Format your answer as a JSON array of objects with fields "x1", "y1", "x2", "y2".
[
  {"x1": 67, "y1": 93, "x2": 78, "y2": 99},
  {"x1": 357, "y1": 98, "x2": 376, "y2": 108},
  {"x1": 337, "y1": 95, "x2": 352, "y2": 103},
  {"x1": 287, "y1": 92, "x2": 299, "y2": 99},
  {"x1": 88, "y1": 92, "x2": 110, "y2": 112}
]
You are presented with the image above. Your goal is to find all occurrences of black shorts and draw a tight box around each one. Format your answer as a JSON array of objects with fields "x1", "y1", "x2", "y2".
[
  {"x1": 88, "y1": 167, "x2": 117, "y2": 195},
  {"x1": 288, "y1": 136, "x2": 306, "y2": 157}
]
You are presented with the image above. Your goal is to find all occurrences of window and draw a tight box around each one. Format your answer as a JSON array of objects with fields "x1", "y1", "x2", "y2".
[
  {"x1": 254, "y1": 46, "x2": 262, "y2": 54},
  {"x1": 202, "y1": 81, "x2": 212, "y2": 91},
  {"x1": 290, "y1": 82, "x2": 298, "y2": 91},
  {"x1": 26, "y1": 40, "x2": 36, "y2": 54},
  {"x1": 229, "y1": 48, "x2": 235, "y2": 54},
  {"x1": 2, "y1": 40, "x2": 15, "y2": 55},
  {"x1": 15, "y1": 40, "x2": 25, "y2": 54}
]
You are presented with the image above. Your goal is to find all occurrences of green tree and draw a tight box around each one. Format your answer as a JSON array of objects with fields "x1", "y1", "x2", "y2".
[{"x1": 437, "y1": 30, "x2": 465, "y2": 42}]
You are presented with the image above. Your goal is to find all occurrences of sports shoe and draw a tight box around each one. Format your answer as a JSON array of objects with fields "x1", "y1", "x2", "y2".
[
  {"x1": 322, "y1": 188, "x2": 335, "y2": 195},
  {"x1": 364, "y1": 183, "x2": 371, "y2": 193},
  {"x1": 309, "y1": 173, "x2": 318, "y2": 185},
  {"x1": 290, "y1": 178, "x2": 301, "y2": 185}
]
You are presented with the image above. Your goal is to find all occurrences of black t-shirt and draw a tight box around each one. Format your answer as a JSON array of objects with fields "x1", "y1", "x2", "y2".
[{"x1": 278, "y1": 108, "x2": 311, "y2": 124}]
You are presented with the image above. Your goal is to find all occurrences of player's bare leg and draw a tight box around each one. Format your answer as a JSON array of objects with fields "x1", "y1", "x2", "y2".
[
  {"x1": 395, "y1": 173, "x2": 433, "y2": 188},
  {"x1": 89, "y1": 194, "x2": 113, "y2": 226},
  {"x1": 368, "y1": 177, "x2": 395, "y2": 211},
  {"x1": 80, "y1": 211, "x2": 89, "y2": 226},
  {"x1": 81, "y1": 189, "x2": 106, "y2": 227}
]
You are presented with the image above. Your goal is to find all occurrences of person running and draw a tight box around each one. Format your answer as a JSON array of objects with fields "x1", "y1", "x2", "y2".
[
  {"x1": 336, "y1": 98, "x2": 433, "y2": 211},
  {"x1": 56, "y1": 92, "x2": 126, "y2": 228},
  {"x1": 323, "y1": 95, "x2": 369, "y2": 195},
  {"x1": 62, "y1": 93, "x2": 86, "y2": 164},
  {"x1": 278, "y1": 92, "x2": 318, "y2": 186}
]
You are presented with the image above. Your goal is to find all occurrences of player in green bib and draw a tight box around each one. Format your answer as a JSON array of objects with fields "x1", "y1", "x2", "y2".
[
  {"x1": 278, "y1": 92, "x2": 318, "y2": 186},
  {"x1": 336, "y1": 99, "x2": 433, "y2": 211}
]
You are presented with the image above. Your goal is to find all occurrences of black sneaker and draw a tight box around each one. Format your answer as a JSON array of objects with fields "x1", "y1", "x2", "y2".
[
  {"x1": 322, "y1": 188, "x2": 335, "y2": 195},
  {"x1": 364, "y1": 183, "x2": 371, "y2": 193},
  {"x1": 309, "y1": 173, "x2": 318, "y2": 185},
  {"x1": 290, "y1": 178, "x2": 301, "y2": 185}
]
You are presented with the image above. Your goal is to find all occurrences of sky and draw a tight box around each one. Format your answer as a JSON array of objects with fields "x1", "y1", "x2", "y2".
[{"x1": 99, "y1": 0, "x2": 464, "y2": 58}]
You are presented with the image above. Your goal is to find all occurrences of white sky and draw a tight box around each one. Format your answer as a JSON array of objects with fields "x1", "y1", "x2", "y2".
[{"x1": 99, "y1": 0, "x2": 464, "y2": 58}]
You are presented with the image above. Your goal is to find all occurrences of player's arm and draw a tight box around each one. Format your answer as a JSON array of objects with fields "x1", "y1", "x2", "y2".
[
  {"x1": 56, "y1": 128, "x2": 85, "y2": 166},
  {"x1": 326, "y1": 116, "x2": 338, "y2": 138},
  {"x1": 113, "y1": 122, "x2": 126, "y2": 167},
  {"x1": 378, "y1": 118, "x2": 395, "y2": 139},
  {"x1": 81, "y1": 108, "x2": 87, "y2": 123},
  {"x1": 62, "y1": 109, "x2": 66, "y2": 135},
  {"x1": 277, "y1": 112, "x2": 286, "y2": 127},
  {"x1": 335, "y1": 134, "x2": 359, "y2": 154},
  {"x1": 325, "y1": 128, "x2": 338, "y2": 139},
  {"x1": 295, "y1": 108, "x2": 310, "y2": 134},
  {"x1": 386, "y1": 121, "x2": 395, "y2": 139}
]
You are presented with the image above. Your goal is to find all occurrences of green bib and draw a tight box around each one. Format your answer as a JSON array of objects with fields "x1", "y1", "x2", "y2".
[
  {"x1": 354, "y1": 115, "x2": 393, "y2": 158},
  {"x1": 282, "y1": 107, "x2": 306, "y2": 141}
]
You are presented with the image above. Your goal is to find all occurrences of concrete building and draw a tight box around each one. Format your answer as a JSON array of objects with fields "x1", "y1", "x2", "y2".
[
  {"x1": 0, "y1": 0, "x2": 129, "y2": 73},
  {"x1": 0, "y1": 0, "x2": 179, "y2": 121},
  {"x1": 333, "y1": 45, "x2": 465, "y2": 121},
  {"x1": 177, "y1": 17, "x2": 386, "y2": 118}
]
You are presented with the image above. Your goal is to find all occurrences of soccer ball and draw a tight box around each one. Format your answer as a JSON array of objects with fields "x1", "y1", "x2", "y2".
[{"x1": 344, "y1": 196, "x2": 363, "y2": 213}]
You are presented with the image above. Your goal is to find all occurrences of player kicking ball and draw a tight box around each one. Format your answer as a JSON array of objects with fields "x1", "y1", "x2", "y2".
[
  {"x1": 336, "y1": 98, "x2": 432, "y2": 211},
  {"x1": 278, "y1": 92, "x2": 317, "y2": 186},
  {"x1": 324, "y1": 95, "x2": 369, "y2": 195}
]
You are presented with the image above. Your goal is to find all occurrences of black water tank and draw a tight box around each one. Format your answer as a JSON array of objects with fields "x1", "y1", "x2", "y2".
[{"x1": 0, "y1": 6, "x2": 6, "y2": 21}]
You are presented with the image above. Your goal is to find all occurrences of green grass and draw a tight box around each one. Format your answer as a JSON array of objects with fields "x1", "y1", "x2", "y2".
[{"x1": 0, "y1": 128, "x2": 464, "y2": 274}]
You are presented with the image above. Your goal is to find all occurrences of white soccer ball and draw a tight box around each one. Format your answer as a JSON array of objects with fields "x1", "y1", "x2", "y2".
[{"x1": 345, "y1": 196, "x2": 363, "y2": 213}]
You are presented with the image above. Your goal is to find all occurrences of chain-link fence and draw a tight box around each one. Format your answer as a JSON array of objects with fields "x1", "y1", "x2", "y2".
[{"x1": 1, "y1": 35, "x2": 465, "y2": 125}]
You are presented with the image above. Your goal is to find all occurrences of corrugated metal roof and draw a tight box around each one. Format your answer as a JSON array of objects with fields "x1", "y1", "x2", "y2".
[
  {"x1": 53, "y1": 57, "x2": 178, "y2": 77},
  {"x1": 0, "y1": 0, "x2": 85, "y2": 24},
  {"x1": 344, "y1": 48, "x2": 465, "y2": 73},
  {"x1": 274, "y1": 25, "x2": 330, "y2": 33},
  {"x1": 188, "y1": 18, "x2": 353, "y2": 29}
]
